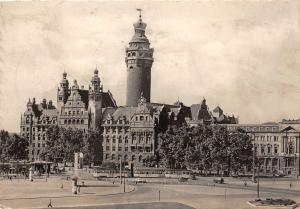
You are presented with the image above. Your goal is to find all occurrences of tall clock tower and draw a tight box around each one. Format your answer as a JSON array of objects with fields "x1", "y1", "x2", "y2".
[{"x1": 125, "y1": 10, "x2": 154, "y2": 106}]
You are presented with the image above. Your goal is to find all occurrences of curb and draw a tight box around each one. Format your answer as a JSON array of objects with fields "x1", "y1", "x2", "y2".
[{"x1": 0, "y1": 185, "x2": 135, "y2": 201}]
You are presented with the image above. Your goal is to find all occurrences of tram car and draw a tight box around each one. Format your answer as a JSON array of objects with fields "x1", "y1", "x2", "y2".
[
  {"x1": 92, "y1": 167, "x2": 130, "y2": 178},
  {"x1": 134, "y1": 167, "x2": 192, "y2": 179},
  {"x1": 133, "y1": 167, "x2": 165, "y2": 178}
]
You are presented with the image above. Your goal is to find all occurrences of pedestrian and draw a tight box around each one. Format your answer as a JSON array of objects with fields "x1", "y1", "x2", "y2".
[
  {"x1": 47, "y1": 199, "x2": 53, "y2": 208},
  {"x1": 289, "y1": 182, "x2": 292, "y2": 188},
  {"x1": 244, "y1": 181, "x2": 247, "y2": 187},
  {"x1": 61, "y1": 183, "x2": 63, "y2": 189}
]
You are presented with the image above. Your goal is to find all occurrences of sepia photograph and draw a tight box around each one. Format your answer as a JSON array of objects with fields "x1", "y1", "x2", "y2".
[{"x1": 0, "y1": 0, "x2": 300, "y2": 208}]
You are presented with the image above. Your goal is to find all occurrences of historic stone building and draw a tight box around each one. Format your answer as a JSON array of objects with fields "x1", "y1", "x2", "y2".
[
  {"x1": 101, "y1": 95, "x2": 191, "y2": 166},
  {"x1": 186, "y1": 98, "x2": 238, "y2": 126},
  {"x1": 57, "y1": 70, "x2": 116, "y2": 130},
  {"x1": 21, "y1": 12, "x2": 238, "y2": 164},
  {"x1": 20, "y1": 98, "x2": 57, "y2": 162},
  {"x1": 20, "y1": 70, "x2": 117, "y2": 161},
  {"x1": 223, "y1": 120, "x2": 300, "y2": 175}
]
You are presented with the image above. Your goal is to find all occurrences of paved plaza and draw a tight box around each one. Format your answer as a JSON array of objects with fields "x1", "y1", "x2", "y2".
[{"x1": 1, "y1": 176, "x2": 300, "y2": 209}]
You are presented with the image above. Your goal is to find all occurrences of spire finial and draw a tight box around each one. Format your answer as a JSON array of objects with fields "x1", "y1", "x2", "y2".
[{"x1": 136, "y1": 8, "x2": 142, "y2": 20}]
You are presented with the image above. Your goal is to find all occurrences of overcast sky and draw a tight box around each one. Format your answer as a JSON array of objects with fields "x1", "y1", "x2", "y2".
[{"x1": 1, "y1": 1, "x2": 300, "y2": 132}]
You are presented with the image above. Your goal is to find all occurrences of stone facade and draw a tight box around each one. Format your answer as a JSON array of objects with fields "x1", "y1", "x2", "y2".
[
  {"x1": 20, "y1": 70, "x2": 117, "y2": 162},
  {"x1": 20, "y1": 98, "x2": 57, "y2": 162},
  {"x1": 223, "y1": 120, "x2": 300, "y2": 175}
]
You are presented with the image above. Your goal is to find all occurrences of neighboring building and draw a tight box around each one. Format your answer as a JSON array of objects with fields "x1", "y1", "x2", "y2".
[
  {"x1": 20, "y1": 98, "x2": 57, "y2": 162},
  {"x1": 101, "y1": 94, "x2": 191, "y2": 166},
  {"x1": 57, "y1": 70, "x2": 116, "y2": 131},
  {"x1": 20, "y1": 70, "x2": 117, "y2": 161},
  {"x1": 223, "y1": 119, "x2": 300, "y2": 175},
  {"x1": 186, "y1": 98, "x2": 238, "y2": 127}
]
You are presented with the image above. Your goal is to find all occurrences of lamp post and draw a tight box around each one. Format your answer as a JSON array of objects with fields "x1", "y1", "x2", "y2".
[
  {"x1": 251, "y1": 133, "x2": 256, "y2": 183},
  {"x1": 256, "y1": 163, "x2": 260, "y2": 199}
]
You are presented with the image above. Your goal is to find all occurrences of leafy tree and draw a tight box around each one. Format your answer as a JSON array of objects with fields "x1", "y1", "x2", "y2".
[
  {"x1": 41, "y1": 126, "x2": 103, "y2": 166},
  {"x1": 0, "y1": 130, "x2": 28, "y2": 161},
  {"x1": 156, "y1": 124, "x2": 252, "y2": 175}
]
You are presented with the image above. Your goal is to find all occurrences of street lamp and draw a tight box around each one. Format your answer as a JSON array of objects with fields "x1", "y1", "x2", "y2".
[{"x1": 251, "y1": 133, "x2": 256, "y2": 183}]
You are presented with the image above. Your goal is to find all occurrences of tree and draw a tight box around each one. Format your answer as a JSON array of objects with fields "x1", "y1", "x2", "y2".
[
  {"x1": 0, "y1": 130, "x2": 28, "y2": 161},
  {"x1": 41, "y1": 126, "x2": 103, "y2": 165},
  {"x1": 156, "y1": 124, "x2": 252, "y2": 175}
]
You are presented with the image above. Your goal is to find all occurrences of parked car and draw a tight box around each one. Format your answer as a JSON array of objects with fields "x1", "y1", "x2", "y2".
[{"x1": 213, "y1": 177, "x2": 224, "y2": 184}]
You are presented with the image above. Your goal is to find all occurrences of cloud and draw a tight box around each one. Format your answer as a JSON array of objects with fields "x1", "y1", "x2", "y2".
[{"x1": 1, "y1": 1, "x2": 300, "y2": 132}]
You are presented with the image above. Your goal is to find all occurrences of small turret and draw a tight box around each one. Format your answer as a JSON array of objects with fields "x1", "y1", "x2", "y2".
[
  {"x1": 90, "y1": 68, "x2": 101, "y2": 92},
  {"x1": 57, "y1": 72, "x2": 69, "y2": 111}
]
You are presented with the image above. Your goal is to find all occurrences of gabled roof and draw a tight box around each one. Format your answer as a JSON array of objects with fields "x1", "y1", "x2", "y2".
[
  {"x1": 213, "y1": 106, "x2": 223, "y2": 113},
  {"x1": 280, "y1": 126, "x2": 299, "y2": 133}
]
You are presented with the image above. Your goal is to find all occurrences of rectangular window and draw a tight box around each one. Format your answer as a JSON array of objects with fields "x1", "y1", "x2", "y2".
[
  {"x1": 118, "y1": 146, "x2": 122, "y2": 151},
  {"x1": 112, "y1": 146, "x2": 116, "y2": 151},
  {"x1": 106, "y1": 146, "x2": 109, "y2": 151},
  {"x1": 125, "y1": 147, "x2": 128, "y2": 151}
]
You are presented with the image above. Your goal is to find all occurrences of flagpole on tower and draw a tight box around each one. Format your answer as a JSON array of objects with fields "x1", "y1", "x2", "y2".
[{"x1": 136, "y1": 8, "x2": 142, "y2": 19}]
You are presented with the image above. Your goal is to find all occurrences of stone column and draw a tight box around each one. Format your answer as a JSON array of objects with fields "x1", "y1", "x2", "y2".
[
  {"x1": 71, "y1": 176, "x2": 78, "y2": 194},
  {"x1": 29, "y1": 167, "x2": 33, "y2": 182}
]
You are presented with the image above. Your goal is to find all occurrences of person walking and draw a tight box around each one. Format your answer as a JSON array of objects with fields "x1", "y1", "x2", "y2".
[{"x1": 47, "y1": 199, "x2": 53, "y2": 208}]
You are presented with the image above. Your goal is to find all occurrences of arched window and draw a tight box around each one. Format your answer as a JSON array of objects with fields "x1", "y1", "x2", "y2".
[
  {"x1": 77, "y1": 119, "x2": 80, "y2": 124},
  {"x1": 132, "y1": 52, "x2": 136, "y2": 56},
  {"x1": 118, "y1": 136, "x2": 122, "y2": 143},
  {"x1": 124, "y1": 155, "x2": 128, "y2": 161},
  {"x1": 127, "y1": 53, "x2": 131, "y2": 57},
  {"x1": 112, "y1": 154, "x2": 115, "y2": 160},
  {"x1": 139, "y1": 155, "x2": 142, "y2": 162},
  {"x1": 68, "y1": 119, "x2": 71, "y2": 124},
  {"x1": 81, "y1": 119, "x2": 84, "y2": 124},
  {"x1": 64, "y1": 119, "x2": 67, "y2": 124},
  {"x1": 132, "y1": 155, "x2": 136, "y2": 161},
  {"x1": 72, "y1": 119, "x2": 75, "y2": 124}
]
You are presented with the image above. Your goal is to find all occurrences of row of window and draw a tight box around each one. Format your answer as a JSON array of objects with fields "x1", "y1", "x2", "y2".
[
  {"x1": 103, "y1": 127, "x2": 129, "y2": 134},
  {"x1": 32, "y1": 143, "x2": 46, "y2": 148},
  {"x1": 104, "y1": 153, "x2": 144, "y2": 161},
  {"x1": 255, "y1": 135, "x2": 280, "y2": 142},
  {"x1": 256, "y1": 144, "x2": 279, "y2": 155},
  {"x1": 63, "y1": 110, "x2": 85, "y2": 116},
  {"x1": 106, "y1": 137, "x2": 129, "y2": 144},
  {"x1": 62, "y1": 119, "x2": 85, "y2": 125},
  {"x1": 25, "y1": 117, "x2": 56, "y2": 125},
  {"x1": 105, "y1": 120, "x2": 129, "y2": 125},
  {"x1": 105, "y1": 146, "x2": 152, "y2": 153},
  {"x1": 105, "y1": 136, "x2": 152, "y2": 145}
]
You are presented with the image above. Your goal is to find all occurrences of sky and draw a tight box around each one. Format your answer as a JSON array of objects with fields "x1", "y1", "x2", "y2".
[{"x1": 0, "y1": 0, "x2": 300, "y2": 133}]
